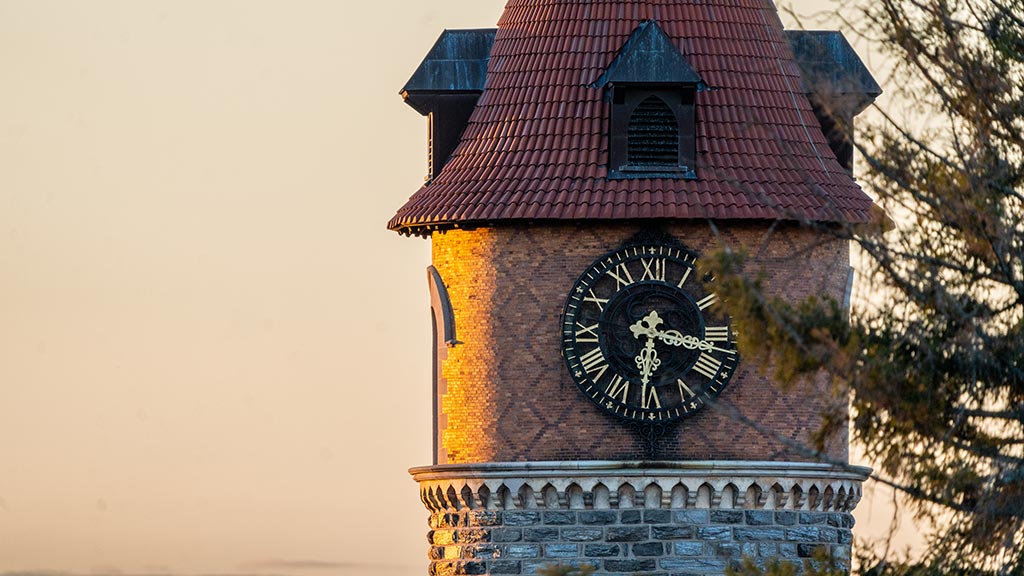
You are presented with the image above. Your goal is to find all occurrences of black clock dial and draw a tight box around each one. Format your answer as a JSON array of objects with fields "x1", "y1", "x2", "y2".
[{"x1": 561, "y1": 242, "x2": 739, "y2": 423}]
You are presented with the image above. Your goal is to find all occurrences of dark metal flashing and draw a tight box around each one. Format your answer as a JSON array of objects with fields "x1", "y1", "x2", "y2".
[
  {"x1": 785, "y1": 30, "x2": 882, "y2": 115},
  {"x1": 401, "y1": 28, "x2": 496, "y2": 114},
  {"x1": 592, "y1": 20, "x2": 702, "y2": 88}
]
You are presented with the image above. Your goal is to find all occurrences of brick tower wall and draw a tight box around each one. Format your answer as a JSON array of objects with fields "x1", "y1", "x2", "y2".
[{"x1": 430, "y1": 222, "x2": 851, "y2": 464}]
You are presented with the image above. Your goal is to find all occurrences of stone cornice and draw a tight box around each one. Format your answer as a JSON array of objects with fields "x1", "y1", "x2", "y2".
[{"x1": 411, "y1": 461, "x2": 870, "y2": 514}]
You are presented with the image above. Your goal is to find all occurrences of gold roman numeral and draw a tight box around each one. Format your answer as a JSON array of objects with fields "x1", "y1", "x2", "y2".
[
  {"x1": 696, "y1": 293, "x2": 717, "y2": 310},
  {"x1": 574, "y1": 322, "x2": 600, "y2": 343},
  {"x1": 676, "y1": 266, "x2": 693, "y2": 288},
  {"x1": 607, "y1": 263, "x2": 634, "y2": 290},
  {"x1": 692, "y1": 352, "x2": 722, "y2": 380},
  {"x1": 677, "y1": 378, "x2": 696, "y2": 399},
  {"x1": 606, "y1": 375, "x2": 630, "y2": 403},
  {"x1": 705, "y1": 326, "x2": 730, "y2": 342},
  {"x1": 584, "y1": 289, "x2": 609, "y2": 312},
  {"x1": 642, "y1": 385, "x2": 661, "y2": 409},
  {"x1": 579, "y1": 347, "x2": 609, "y2": 382},
  {"x1": 640, "y1": 258, "x2": 666, "y2": 281}
]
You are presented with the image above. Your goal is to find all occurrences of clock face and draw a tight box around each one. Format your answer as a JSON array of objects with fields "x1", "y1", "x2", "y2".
[{"x1": 561, "y1": 242, "x2": 739, "y2": 423}]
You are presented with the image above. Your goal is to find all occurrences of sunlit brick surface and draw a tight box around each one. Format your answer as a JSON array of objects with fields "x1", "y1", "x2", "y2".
[{"x1": 431, "y1": 222, "x2": 849, "y2": 464}]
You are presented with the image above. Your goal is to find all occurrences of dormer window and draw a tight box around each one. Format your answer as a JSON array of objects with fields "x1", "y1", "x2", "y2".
[
  {"x1": 593, "y1": 20, "x2": 702, "y2": 180},
  {"x1": 610, "y1": 87, "x2": 696, "y2": 178},
  {"x1": 628, "y1": 96, "x2": 679, "y2": 166}
]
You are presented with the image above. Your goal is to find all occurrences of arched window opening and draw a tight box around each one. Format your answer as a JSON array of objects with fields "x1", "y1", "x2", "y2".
[{"x1": 627, "y1": 96, "x2": 679, "y2": 167}]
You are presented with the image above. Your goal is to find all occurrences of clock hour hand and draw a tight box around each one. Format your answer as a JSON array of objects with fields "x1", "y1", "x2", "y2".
[
  {"x1": 634, "y1": 339, "x2": 660, "y2": 384},
  {"x1": 630, "y1": 310, "x2": 735, "y2": 355}
]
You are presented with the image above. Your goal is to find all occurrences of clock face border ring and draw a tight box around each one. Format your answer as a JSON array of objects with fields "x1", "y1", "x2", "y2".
[{"x1": 560, "y1": 241, "x2": 739, "y2": 424}]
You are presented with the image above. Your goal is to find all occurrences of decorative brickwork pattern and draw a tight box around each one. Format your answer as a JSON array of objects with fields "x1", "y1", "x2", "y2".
[
  {"x1": 413, "y1": 462, "x2": 868, "y2": 575},
  {"x1": 431, "y1": 223, "x2": 851, "y2": 464}
]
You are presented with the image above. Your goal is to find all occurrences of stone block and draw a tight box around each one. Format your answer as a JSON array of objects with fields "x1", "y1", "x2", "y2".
[
  {"x1": 523, "y1": 560, "x2": 593, "y2": 576},
  {"x1": 464, "y1": 544, "x2": 498, "y2": 559},
  {"x1": 543, "y1": 511, "x2": 577, "y2": 525},
  {"x1": 774, "y1": 511, "x2": 798, "y2": 526},
  {"x1": 504, "y1": 544, "x2": 540, "y2": 559},
  {"x1": 492, "y1": 528, "x2": 522, "y2": 543},
  {"x1": 431, "y1": 530, "x2": 457, "y2": 546},
  {"x1": 562, "y1": 527, "x2": 604, "y2": 542},
  {"x1": 488, "y1": 560, "x2": 521, "y2": 575},
  {"x1": 467, "y1": 511, "x2": 502, "y2": 526},
  {"x1": 523, "y1": 528, "x2": 560, "y2": 542},
  {"x1": 431, "y1": 514, "x2": 459, "y2": 529},
  {"x1": 431, "y1": 560, "x2": 456, "y2": 576},
  {"x1": 429, "y1": 546, "x2": 445, "y2": 561},
  {"x1": 713, "y1": 542, "x2": 741, "y2": 559},
  {"x1": 778, "y1": 543, "x2": 798, "y2": 558},
  {"x1": 504, "y1": 511, "x2": 541, "y2": 526},
  {"x1": 644, "y1": 509, "x2": 672, "y2": 524},
  {"x1": 607, "y1": 526, "x2": 649, "y2": 542},
  {"x1": 710, "y1": 510, "x2": 744, "y2": 524},
  {"x1": 673, "y1": 509, "x2": 709, "y2": 524},
  {"x1": 459, "y1": 561, "x2": 487, "y2": 575},
  {"x1": 458, "y1": 529, "x2": 490, "y2": 544},
  {"x1": 734, "y1": 527, "x2": 786, "y2": 541},
  {"x1": 621, "y1": 510, "x2": 642, "y2": 524},
  {"x1": 584, "y1": 543, "x2": 621, "y2": 557},
  {"x1": 605, "y1": 559, "x2": 656, "y2": 572},
  {"x1": 652, "y1": 525, "x2": 694, "y2": 539},
  {"x1": 673, "y1": 541, "x2": 704, "y2": 556},
  {"x1": 798, "y1": 543, "x2": 824, "y2": 558},
  {"x1": 544, "y1": 543, "x2": 580, "y2": 558},
  {"x1": 579, "y1": 510, "x2": 617, "y2": 525},
  {"x1": 838, "y1": 529, "x2": 853, "y2": 545},
  {"x1": 632, "y1": 542, "x2": 665, "y2": 556},
  {"x1": 659, "y1": 557, "x2": 728, "y2": 571},
  {"x1": 799, "y1": 512, "x2": 826, "y2": 525},
  {"x1": 787, "y1": 527, "x2": 820, "y2": 542},
  {"x1": 819, "y1": 527, "x2": 839, "y2": 543},
  {"x1": 744, "y1": 510, "x2": 774, "y2": 526},
  {"x1": 697, "y1": 526, "x2": 732, "y2": 541}
]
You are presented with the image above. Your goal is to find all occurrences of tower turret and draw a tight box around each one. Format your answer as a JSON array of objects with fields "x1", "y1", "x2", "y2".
[{"x1": 391, "y1": 1, "x2": 878, "y2": 574}]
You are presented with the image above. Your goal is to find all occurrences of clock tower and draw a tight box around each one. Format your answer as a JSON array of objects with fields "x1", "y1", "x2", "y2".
[{"x1": 391, "y1": 1, "x2": 880, "y2": 574}]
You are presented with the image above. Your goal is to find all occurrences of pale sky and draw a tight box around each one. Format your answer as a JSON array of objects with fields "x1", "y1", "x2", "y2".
[{"x1": 0, "y1": 1, "x2": 913, "y2": 575}]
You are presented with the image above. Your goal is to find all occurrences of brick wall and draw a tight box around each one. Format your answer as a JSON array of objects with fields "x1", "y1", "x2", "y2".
[{"x1": 429, "y1": 222, "x2": 851, "y2": 464}]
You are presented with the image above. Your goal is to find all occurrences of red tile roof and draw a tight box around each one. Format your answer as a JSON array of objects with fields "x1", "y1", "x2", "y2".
[{"x1": 389, "y1": 0, "x2": 874, "y2": 235}]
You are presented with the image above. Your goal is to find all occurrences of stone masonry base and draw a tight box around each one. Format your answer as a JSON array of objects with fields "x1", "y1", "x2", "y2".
[{"x1": 411, "y1": 462, "x2": 870, "y2": 576}]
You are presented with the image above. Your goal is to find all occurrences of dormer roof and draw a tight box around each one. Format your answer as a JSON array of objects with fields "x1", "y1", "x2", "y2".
[
  {"x1": 390, "y1": 0, "x2": 877, "y2": 236},
  {"x1": 401, "y1": 29, "x2": 496, "y2": 115},
  {"x1": 594, "y1": 20, "x2": 702, "y2": 88}
]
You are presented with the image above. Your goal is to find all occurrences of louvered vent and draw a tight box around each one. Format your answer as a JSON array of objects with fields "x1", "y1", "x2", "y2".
[{"x1": 626, "y1": 96, "x2": 679, "y2": 167}]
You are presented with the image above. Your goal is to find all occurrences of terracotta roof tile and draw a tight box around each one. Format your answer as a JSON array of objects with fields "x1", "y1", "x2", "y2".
[{"x1": 390, "y1": 0, "x2": 874, "y2": 234}]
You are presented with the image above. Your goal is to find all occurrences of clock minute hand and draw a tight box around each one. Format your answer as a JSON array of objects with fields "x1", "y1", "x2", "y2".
[
  {"x1": 656, "y1": 331, "x2": 735, "y2": 355},
  {"x1": 630, "y1": 311, "x2": 735, "y2": 355}
]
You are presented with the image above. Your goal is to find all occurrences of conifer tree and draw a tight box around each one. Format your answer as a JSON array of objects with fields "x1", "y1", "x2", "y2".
[{"x1": 711, "y1": 0, "x2": 1024, "y2": 572}]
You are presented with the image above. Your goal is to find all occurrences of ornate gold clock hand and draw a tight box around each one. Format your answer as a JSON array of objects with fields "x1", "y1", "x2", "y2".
[
  {"x1": 631, "y1": 310, "x2": 735, "y2": 355},
  {"x1": 630, "y1": 312, "x2": 663, "y2": 384}
]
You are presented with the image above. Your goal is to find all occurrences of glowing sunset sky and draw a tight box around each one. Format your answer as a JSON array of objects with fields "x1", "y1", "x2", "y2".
[{"x1": 0, "y1": 1, "x2": 912, "y2": 575}]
